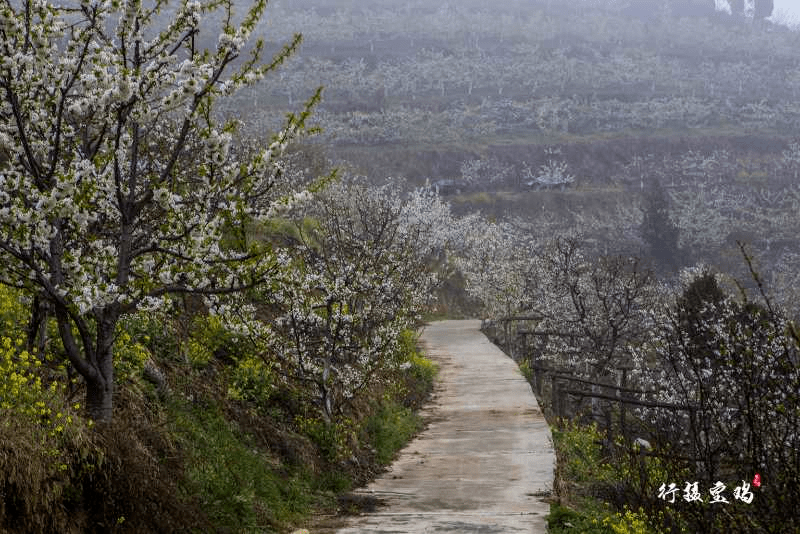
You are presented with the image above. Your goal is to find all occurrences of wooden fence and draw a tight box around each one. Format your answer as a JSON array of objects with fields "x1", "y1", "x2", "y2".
[{"x1": 482, "y1": 319, "x2": 694, "y2": 441}]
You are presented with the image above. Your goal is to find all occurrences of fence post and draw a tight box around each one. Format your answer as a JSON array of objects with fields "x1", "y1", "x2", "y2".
[
  {"x1": 504, "y1": 320, "x2": 510, "y2": 356},
  {"x1": 552, "y1": 376, "x2": 561, "y2": 418},
  {"x1": 516, "y1": 331, "x2": 529, "y2": 363},
  {"x1": 587, "y1": 361, "x2": 600, "y2": 422},
  {"x1": 618, "y1": 366, "x2": 630, "y2": 438}
]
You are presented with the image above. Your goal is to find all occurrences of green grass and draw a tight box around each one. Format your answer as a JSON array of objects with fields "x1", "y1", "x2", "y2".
[
  {"x1": 162, "y1": 331, "x2": 439, "y2": 533},
  {"x1": 552, "y1": 420, "x2": 615, "y2": 486},
  {"x1": 548, "y1": 503, "x2": 614, "y2": 534},
  {"x1": 362, "y1": 334, "x2": 437, "y2": 464},
  {"x1": 421, "y1": 310, "x2": 451, "y2": 322},
  {"x1": 168, "y1": 399, "x2": 316, "y2": 533},
  {"x1": 548, "y1": 503, "x2": 662, "y2": 534},
  {"x1": 519, "y1": 359, "x2": 533, "y2": 382},
  {"x1": 547, "y1": 420, "x2": 677, "y2": 534},
  {"x1": 363, "y1": 400, "x2": 422, "y2": 464}
]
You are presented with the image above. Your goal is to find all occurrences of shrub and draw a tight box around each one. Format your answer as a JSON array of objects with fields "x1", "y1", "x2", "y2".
[
  {"x1": 0, "y1": 335, "x2": 94, "y2": 533},
  {"x1": 394, "y1": 329, "x2": 437, "y2": 409},
  {"x1": 603, "y1": 507, "x2": 661, "y2": 534},
  {"x1": 552, "y1": 420, "x2": 615, "y2": 489},
  {"x1": 547, "y1": 504, "x2": 613, "y2": 534},
  {"x1": 186, "y1": 314, "x2": 239, "y2": 366},
  {"x1": 113, "y1": 328, "x2": 150, "y2": 385},
  {"x1": 227, "y1": 354, "x2": 275, "y2": 404},
  {"x1": 294, "y1": 415, "x2": 354, "y2": 464},
  {"x1": 118, "y1": 309, "x2": 181, "y2": 364},
  {"x1": 1, "y1": 333, "x2": 207, "y2": 533},
  {"x1": 0, "y1": 285, "x2": 27, "y2": 340}
]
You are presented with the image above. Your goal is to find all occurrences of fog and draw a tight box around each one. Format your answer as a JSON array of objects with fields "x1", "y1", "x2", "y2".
[
  {"x1": 210, "y1": 0, "x2": 800, "y2": 308},
  {"x1": 771, "y1": 0, "x2": 800, "y2": 25}
]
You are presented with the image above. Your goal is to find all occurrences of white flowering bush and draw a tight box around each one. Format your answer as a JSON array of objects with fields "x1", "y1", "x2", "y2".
[
  {"x1": 524, "y1": 159, "x2": 575, "y2": 190},
  {"x1": 267, "y1": 179, "x2": 465, "y2": 423},
  {"x1": 0, "y1": 0, "x2": 317, "y2": 421},
  {"x1": 623, "y1": 264, "x2": 800, "y2": 531},
  {"x1": 458, "y1": 226, "x2": 662, "y2": 376},
  {"x1": 531, "y1": 239, "x2": 661, "y2": 373},
  {"x1": 462, "y1": 220, "x2": 800, "y2": 530},
  {"x1": 459, "y1": 157, "x2": 513, "y2": 188},
  {"x1": 454, "y1": 218, "x2": 537, "y2": 321}
]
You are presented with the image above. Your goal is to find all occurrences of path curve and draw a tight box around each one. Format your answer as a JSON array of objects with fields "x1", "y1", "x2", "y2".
[{"x1": 335, "y1": 319, "x2": 554, "y2": 533}]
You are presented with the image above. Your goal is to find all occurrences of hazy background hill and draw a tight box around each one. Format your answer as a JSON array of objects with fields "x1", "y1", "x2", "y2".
[{"x1": 207, "y1": 0, "x2": 800, "y2": 305}]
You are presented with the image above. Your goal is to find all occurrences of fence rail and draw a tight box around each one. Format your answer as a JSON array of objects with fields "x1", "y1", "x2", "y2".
[{"x1": 484, "y1": 319, "x2": 695, "y2": 441}]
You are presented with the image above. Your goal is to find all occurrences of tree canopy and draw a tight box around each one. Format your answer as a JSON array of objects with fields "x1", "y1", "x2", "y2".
[{"x1": 0, "y1": 0, "x2": 315, "y2": 421}]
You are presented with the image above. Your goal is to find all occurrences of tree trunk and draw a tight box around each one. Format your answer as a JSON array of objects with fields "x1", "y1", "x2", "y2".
[
  {"x1": 26, "y1": 293, "x2": 49, "y2": 359},
  {"x1": 86, "y1": 322, "x2": 116, "y2": 422},
  {"x1": 321, "y1": 349, "x2": 333, "y2": 424},
  {"x1": 86, "y1": 371, "x2": 113, "y2": 423}
]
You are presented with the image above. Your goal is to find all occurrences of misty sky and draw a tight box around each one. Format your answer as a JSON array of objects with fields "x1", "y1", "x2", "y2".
[
  {"x1": 773, "y1": 0, "x2": 800, "y2": 23},
  {"x1": 713, "y1": 0, "x2": 800, "y2": 24}
]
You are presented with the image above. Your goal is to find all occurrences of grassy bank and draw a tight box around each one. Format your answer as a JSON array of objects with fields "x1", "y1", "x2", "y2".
[
  {"x1": 546, "y1": 420, "x2": 668, "y2": 534},
  {"x1": 0, "y1": 283, "x2": 438, "y2": 533}
]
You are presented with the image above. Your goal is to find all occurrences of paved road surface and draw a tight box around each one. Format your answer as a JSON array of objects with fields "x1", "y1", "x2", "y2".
[{"x1": 334, "y1": 320, "x2": 554, "y2": 533}]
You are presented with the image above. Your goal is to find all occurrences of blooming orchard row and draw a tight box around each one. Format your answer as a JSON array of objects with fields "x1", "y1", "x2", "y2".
[
  {"x1": 0, "y1": 0, "x2": 485, "y2": 432},
  {"x1": 253, "y1": 179, "x2": 477, "y2": 422},
  {"x1": 232, "y1": 95, "x2": 800, "y2": 146},
  {"x1": 460, "y1": 218, "x2": 800, "y2": 531}
]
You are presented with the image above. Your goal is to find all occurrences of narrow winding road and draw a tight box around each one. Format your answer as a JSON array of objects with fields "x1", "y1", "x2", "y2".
[{"x1": 335, "y1": 320, "x2": 554, "y2": 533}]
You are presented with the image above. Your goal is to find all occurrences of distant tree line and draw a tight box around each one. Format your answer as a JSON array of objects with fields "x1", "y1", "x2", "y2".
[
  {"x1": 727, "y1": 0, "x2": 774, "y2": 19},
  {"x1": 623, "y1": 0, "x2": 773, "y2": 20}
]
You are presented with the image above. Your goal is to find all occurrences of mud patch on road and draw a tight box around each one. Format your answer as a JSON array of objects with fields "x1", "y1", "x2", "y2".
[{"x1": 336, "y1": 492, "x2": 387, "y2": 515}]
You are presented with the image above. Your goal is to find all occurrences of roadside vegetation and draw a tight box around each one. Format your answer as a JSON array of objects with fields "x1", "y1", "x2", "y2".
[
  {"x1": 0, "y1": 0, "x2": 462, "y2": 530},
  {"x1": 476, "y1": 239, "x2": 800, "y2": 533},
  {"x1": 547, "y1": 421, "x2": 681, "y2": 534},
  {"x1": 1, "y1": 277, "x2": 439, "y2": 532}
]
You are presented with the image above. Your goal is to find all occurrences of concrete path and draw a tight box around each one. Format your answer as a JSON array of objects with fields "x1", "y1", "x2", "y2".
[{"x1": 334, "y1": 320, "x2": 554, "y2": 533}]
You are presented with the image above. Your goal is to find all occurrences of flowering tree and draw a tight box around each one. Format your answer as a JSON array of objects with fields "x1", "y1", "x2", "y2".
[
  {"x1": 771, "y1": 251, "x2": 800, "y2": 322},
  {"x1": 527, "y1": 239, "x2": 660, "y2": 374},
  {"x1": 454, "y1": 219, "x2": 537, "y2": 322},
  {"x1": 629, "y1": 263, "x2": 800, "y2": 531},
  {"x1": 269, "y1": 180, "x2": 465, "y2": 423},
  {"x1": 459, "y1": 156, "x2": 513, "y2": 189},
  {"x1": 522, "y1": 158, "x2": 575, "y2": 190},
  {"x1": 0, "y1": 0, "x2": 315, "y2": 421}
]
